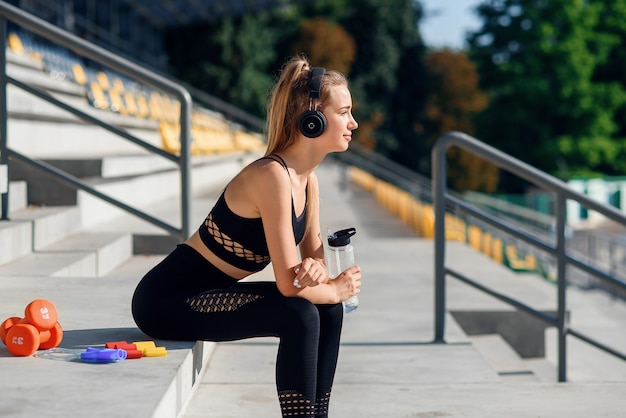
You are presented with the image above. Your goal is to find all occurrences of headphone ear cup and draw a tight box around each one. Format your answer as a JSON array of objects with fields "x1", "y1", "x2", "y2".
[{"x1": 298, "y1": 110, "x2": 327, "y2": 138}]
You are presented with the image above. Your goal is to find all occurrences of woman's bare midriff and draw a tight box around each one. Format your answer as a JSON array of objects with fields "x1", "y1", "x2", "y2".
[{"x1": 184, "y1": 231, "x2": 256, "y2": 280}]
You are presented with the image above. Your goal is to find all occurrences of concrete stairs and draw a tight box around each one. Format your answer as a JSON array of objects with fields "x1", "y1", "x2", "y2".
[
  {"x1": 6, "y1": 47, "x2": 162, "y2": 159},
  {"x1": 469, "y1": 334, "x2": 551, "y2": 382},
  {"x1": 180, "y1": 164, "x2": 626, "y2": 418},
  {"x1": 0, "y1": 41, "x2": 263, "y2": 417},
  {"x1": 0, "y1": 151, "x2": 251, "y2": 277},
  {"x1": 1, "y1": 46, "x2": 257, "y2": 276},
  {"x1": 1, "y1": 44, "x2": 625, "y2": 418}
]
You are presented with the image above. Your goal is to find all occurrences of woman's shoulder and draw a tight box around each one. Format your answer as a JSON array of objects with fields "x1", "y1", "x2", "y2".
[{"x1": 234, "y1": 156, "x2": 291, "y2": 191}]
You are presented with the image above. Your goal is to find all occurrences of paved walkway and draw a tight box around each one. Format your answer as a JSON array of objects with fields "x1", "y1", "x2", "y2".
[
  {"x1": 1, "y1": 160, "x2": 625, "y2": 417},
  {"x1": 182, "y1": 162, "x2": 626, "y2": 417}
]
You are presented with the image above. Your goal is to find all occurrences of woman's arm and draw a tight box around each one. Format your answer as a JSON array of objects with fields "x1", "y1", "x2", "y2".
[
  {"x1": 295, "y1": 172, "x2": 327, "y2": 281},
  {"x1": 256, "y1": 169, "x2": 360, "y2": 304}
]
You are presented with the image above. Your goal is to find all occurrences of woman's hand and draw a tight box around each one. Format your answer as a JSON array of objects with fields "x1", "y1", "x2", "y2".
[
  {"x1": 332, "y1": 265, "x2": 361, "y2": 302},
  {"x1": 292, "y1": 257, "x2": 328, "y2": 289}
]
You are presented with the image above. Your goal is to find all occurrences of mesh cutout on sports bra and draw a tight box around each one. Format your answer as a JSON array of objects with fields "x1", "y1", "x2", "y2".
[
  {"x1": 278, "y1": 390, "x2": 315, "y2": 417},
  {"x1": 205, "y1": 212, "x2": 270, "y2": 264},
  {"x1": 186, "y1": 290, "x2": 263, "y2": 313}
]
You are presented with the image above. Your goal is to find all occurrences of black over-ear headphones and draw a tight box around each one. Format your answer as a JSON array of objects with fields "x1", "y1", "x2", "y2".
[{"x1": 298, "y1": 67, "x2": 327, "y2": 138}]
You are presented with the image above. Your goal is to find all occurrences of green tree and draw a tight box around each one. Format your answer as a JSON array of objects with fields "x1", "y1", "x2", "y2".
[
  {"x1": 468, "y1": 0, "x2": 626, "y2": 187},
  {"x1": 292, "y1": 17, "x2": 356, "y2": 75},
  {"x1": 166, "y1": 0, "x2": 433, "y2": 179},
  {"x1": 422, "y1": 50, "x2": 495, "y2": 192},
  {"x1": 338, "y1": 0, "x2": 428, "y2": 165},
  {"x1": 166, "y1": 10, "x2": 281, "y2": 117}
]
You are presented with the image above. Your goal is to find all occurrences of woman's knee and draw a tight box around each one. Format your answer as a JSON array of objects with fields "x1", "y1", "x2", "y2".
[{"x1": 281, "y1": 297, "x2": 320, "y2": 336}]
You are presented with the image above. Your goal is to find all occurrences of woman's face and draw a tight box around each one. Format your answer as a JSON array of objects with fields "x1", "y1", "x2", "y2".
[{"x1": 318, "y1": 85, "x2": 358, "y2": 152}]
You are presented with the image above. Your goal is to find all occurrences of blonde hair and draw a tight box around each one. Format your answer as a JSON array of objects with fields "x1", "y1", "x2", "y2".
[{"x1": 264, "y1": 56, "x2": 349, "y2": 237}]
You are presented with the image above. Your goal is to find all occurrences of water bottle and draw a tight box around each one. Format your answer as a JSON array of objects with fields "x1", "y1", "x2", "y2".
[{"x1": 326, "y1": 227, "x2": 358, "y2": 313}]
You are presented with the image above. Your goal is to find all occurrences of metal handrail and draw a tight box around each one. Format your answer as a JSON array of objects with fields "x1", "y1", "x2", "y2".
[
  {"x1": 0, "y1": 1, "x2": 192, "y2": 239},
  {"x1": 432, "y1": 131, "x2": 626, "y2": 382},
  {"x1": 334, "y1": 142, "x2": 434, "y2": 202}
]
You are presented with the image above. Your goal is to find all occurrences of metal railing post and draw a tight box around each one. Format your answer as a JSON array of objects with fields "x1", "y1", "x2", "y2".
[
  {"x1": 555, "y1": 192, "x2": 568, "y2": 382},
  {"x1": 0, "y1": 16, "x2": 8, "y2": 220},
  {"x1": 179, "y1": 95, "x2": 192, "y2": 239},
  {"x1": 430, "y1": 131, "x2": 626, "y2": 381},
  {"x1": 432, "y1": 139, "x2": 447, "y2": 343}
]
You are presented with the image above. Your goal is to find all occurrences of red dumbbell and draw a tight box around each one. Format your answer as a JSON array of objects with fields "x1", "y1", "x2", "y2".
[
  {"x1": 0, "y1": 316, "x2": 21, "y2": 345},
  {"x1": 1, "y1": 299, "x2": 63, "y2": 357},
  {"x1": 22, "y1": 299, "x2": 58, "y2": 330}
]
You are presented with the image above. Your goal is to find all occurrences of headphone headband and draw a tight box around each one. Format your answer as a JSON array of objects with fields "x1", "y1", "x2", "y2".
[
  {"x1": 309, "y1": 67, "x2": 325, "y2": 100},
  {"x1": 298, "y1": 66, "x2": 327, "y2": 138}
]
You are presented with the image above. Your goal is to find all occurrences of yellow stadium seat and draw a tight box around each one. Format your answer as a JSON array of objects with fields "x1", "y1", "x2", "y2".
[
  {"x1": 87, "y1": 81, "x2": 110, "y2": 110},
  {"x1": 96, "y1": 72, "x2": 111, "y2": 90},
  {"x1": 505, "y1": 245, "x2": 537, "y2": 272},
  {"x1": 112, "y1": 77, "x2": 125, "y2": 92},
  {"x1": 72, "y1": 63, "x2": 87, "y2": 85},
  {"x1": 159, "y1": 122, "x2": 181, "y2": 154},
  {"x1": 123, "y1": 91, "x2": 139, "y2": 116},
  {"x1": 7, "y1": 32, "x2": 24, "y2": 55},
  {"x1": 135, "y1": 94, "x2": 150, "y2": 118},
  {"x1": 107, "y1": 88, "x2": 127, "y2": 115},
  {"x1": 149, "y1": 92, "x2": 165, "y2": 121},
  {"x1": 234, "y1": 131, "x2": 265, "y2": 151}
]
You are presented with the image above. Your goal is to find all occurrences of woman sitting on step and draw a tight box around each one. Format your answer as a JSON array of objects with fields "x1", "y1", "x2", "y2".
[{"x1": 131, "y1": 55, "x2": 361, "y2": 418}]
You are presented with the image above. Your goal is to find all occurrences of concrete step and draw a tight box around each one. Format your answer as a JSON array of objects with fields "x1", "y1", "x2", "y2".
[
  {"x1": 10, "y1": 205, "x2": 81, "y2": 250},
  {"x1": 0, "y1": 231, "x2": 131, "y2": 277},
  {"x1": 0, "y1": 202, "x2": 130, "y2": 277},
  {"x1": 524, "y1": 357, "x2": 558, "y2": 382},
  {"x1": 0, "y1": 267, "x2": 214, "y2": 418},
  {"x1": 81, "y1": 152, "x2": 253, "y2": 235},
  {"x1": 469, "y1": 334, "x2": 537, "y2": 382},
  {"x1": 38, "y1": 231, "x2": 133, "y2": 276},
  {"x1": 29, "y1": 154, "x2": 179, "y2": 180},
  {"x1": 9, "y1": 152, "x2": 250, "y2": 228},
  {"x1": 0, "y1": 251, "x2": 96, "y2": 277},
  {"x1": 8, "y1": 180, "x2": 28, "y2": 212},
  {"x1": 0, "y1": 217, "x2": 32, "y2": 265}
]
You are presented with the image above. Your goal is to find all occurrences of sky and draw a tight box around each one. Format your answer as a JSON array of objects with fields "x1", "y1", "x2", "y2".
[{"x1": 419, "y1": 0, "x2": 484, "y2": 49}]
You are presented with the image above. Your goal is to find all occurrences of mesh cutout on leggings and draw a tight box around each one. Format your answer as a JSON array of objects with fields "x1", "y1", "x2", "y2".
[
  {"x1": 314, "y1": 391, "x2": 330, "y2": 417},
  {"x1": 205, "y1": 213, "x2": 270, "y2": 264},
  {"x1": 186, "y1": 291, "x2": 263, "y2": 313},
  {"x1": 278, "y1": 390, "x2": 314, "y2": 417}
]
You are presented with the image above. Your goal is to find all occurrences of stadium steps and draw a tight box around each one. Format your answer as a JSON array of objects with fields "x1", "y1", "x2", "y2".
[
  {"x1": 0, "y1": 154, "x2": 245, "y2": 417},
  {"x1": 180, "y1": 163, "x2": 626, "y2": 418},
  {"x1": 0, "y1": 36, "x2": 262, "y2": 417},
  {"x1": 0, "y1": 151, "x2": 251, "y2": 275},
  {"x1": 2, "y1": 39, "x2": 623, "y2": 417},
  {"x1": 6, "y1": 48, "x2": 162, "y2": 159},
  {"x1": 468, "y1": 334, "x2": 543, "y2": 382}
]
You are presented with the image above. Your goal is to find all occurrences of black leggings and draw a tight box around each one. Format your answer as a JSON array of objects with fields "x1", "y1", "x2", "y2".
[{"x1": 131, "y1": 244, "x2": 343, "y2": 418}]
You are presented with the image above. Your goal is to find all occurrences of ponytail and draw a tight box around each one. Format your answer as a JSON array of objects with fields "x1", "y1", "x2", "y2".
[{"x1": 264, "y1": 56, "x2": 347, "y2": 238}]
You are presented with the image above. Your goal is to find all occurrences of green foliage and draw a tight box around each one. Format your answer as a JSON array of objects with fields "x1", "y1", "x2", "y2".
[
  {"x1": 292, "y1": 17, "x2": 356, "y2": 75},
  {"x1": 421, "y1": 50, "x2": 495, "y2": 192},
  {"x1": 165, "y1": 0, "x2": 431, "y2": 177},
  {"x1": 338, "y1": 0, "x2": 428, "y2": 163},
  {"x1": 468, "y1": 0, "x2": 626, "y2": 186},
  {"x1": 166, "y1": 10, "x2": 281, "y2": 117}
]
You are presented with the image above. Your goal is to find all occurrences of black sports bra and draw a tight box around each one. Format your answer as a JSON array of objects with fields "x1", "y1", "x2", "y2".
[{"x1": 198, "y1": 154, "x2": 307, "y2": 272}]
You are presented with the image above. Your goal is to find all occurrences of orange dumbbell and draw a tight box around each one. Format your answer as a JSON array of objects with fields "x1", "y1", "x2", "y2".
[
  {"x1": 0, "y1": 316, "x2": 21, "y2": 345},
  {"x1": 1, "y1": 299, "x2": 63, "y2": 357},
  {"x1": 22, "y1": 299, "x2": 59, "y2": 330}
]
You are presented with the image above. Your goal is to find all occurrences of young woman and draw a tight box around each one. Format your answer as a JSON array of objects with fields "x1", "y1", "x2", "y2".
[{"x1": 131, "y1": 56, "x2": 361, "y2": 418}]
